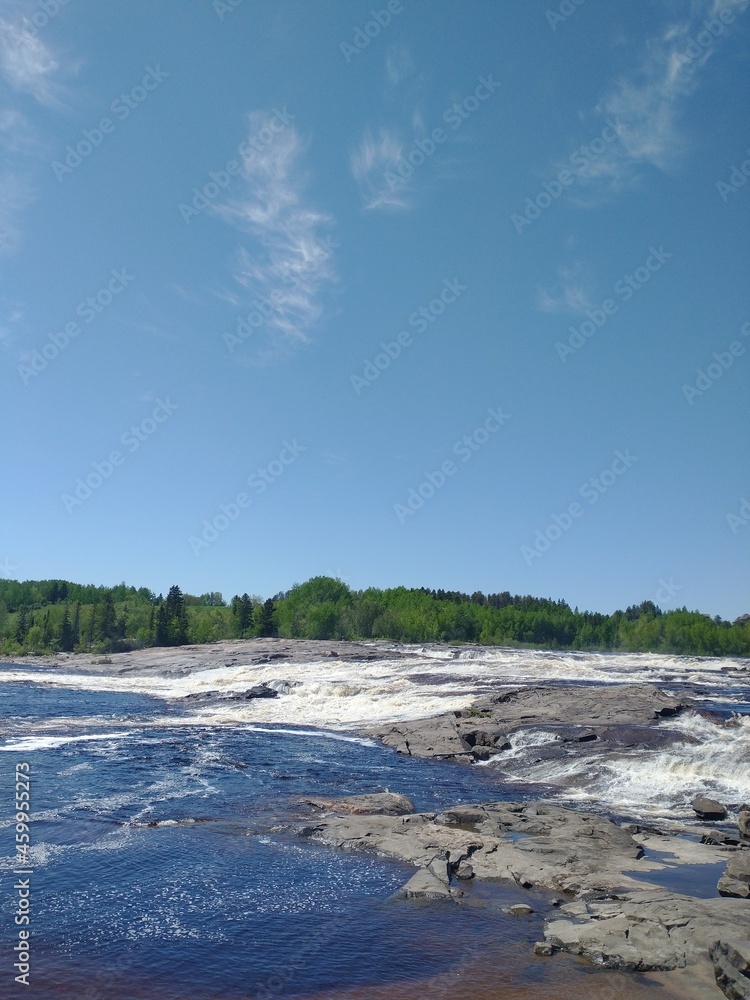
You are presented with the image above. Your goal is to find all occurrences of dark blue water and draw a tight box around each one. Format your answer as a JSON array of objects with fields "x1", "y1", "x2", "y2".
[{"x1": 0, "y1": 677, "x2": 677, "y2": 999}]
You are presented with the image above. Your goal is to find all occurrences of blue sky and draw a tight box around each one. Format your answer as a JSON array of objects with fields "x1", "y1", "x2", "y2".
[{"x1": 1, "y1": 0, "x2": 748, "y2": 618}]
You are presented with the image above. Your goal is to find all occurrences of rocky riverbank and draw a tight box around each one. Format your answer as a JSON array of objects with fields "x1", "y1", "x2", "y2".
[
  {"x1": 4, "y1": 638, "x2": 748, "y2": 996},
  {"x1": 287, "y1": 791, "x2": 750, "y2": 1000}
]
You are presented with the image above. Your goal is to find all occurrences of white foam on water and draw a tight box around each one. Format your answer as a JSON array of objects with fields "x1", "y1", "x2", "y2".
[
  {"x1": 491, "y1": 711, "x2": 750, "y2": 821},
  {"x1": 1, "y1": 648, "x2": 746, "y2": 733},
  {"x1": 0, "y1": 731, "x2": 135, "y2": 752},
  {"x1": 238, "y1": 725, "x2": 378, "y2": 747},
  {"x1": 507, "y1": 729, "x2": 561, "y2": 750}
]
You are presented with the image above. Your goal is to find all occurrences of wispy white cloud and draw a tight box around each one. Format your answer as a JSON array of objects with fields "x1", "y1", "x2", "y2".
[
  {"x1": 0, "y1": 10, "x2": 74, "y2": 254},
  {"x1": 0, "y1": 172, "x2": 33, "y2": 256},
  {"x1": 0, "y1": 107, "x2": 44, "y2": 155},
  {"x1": 0, "y1": 14, "x2": 68, "y2": 108},
  {"x1": 350, "y1": 127, "x2": 410, "y2": 210},
  {"x1": 214, "y1": 113, "x2": 338, "y2": 348},
  {"x1": 570, "y1": 0, "x2": 744, "y2": 196}
]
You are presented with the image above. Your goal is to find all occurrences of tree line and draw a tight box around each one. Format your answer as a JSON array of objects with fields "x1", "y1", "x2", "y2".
[{"x1": 0, "y1": 576, "x2": 747, "y2": 658}]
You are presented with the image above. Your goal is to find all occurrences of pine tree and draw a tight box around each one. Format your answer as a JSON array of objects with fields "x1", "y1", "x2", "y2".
[
  {"x1": 154, "y1": 602, "x2": 170, "y2": 646},
  {"x1": 15, "y1": 606, "x2": 29, "y2": 645},
  {"x1": 97, "y1": 593, "x2": 117, "y2": 645},
  {"x1": 233, "y1": 593, "x2": 253, "y2": 636},
  {"x1": 164, "y1": 585, "x2": 188, "y2": 645},
  {"x1": 258, "y1": 598, "x2": 276, "y2": 637},
  {"x1": 57, "y1": 607, "x2": 74, "y2": 652}
]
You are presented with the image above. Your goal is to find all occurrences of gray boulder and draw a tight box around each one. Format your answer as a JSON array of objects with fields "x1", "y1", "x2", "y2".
[
  {"x1": 692, "y1": 796, "x2": 728, "y2": 820},
  {"x1": 710, "y1": 939, "x2": 750, "y2": 1000},
  {"x1": 718, "y1": 852, "x2": 750, "y2": 899},
  {"x1": 392, "y1": 868, "x2": 456, "y2": 901},
  {"x1": 739, "y1": 804, "x2": 750, "y2": 839}
]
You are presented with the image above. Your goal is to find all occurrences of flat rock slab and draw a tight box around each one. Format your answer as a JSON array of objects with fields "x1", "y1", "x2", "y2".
[
  {"x1": 296, "y1": 799, "x2": 662, "y2": 897},
  {"x1": 544, "y1": 890, "x2": 750, "y2": 976},
  {"x1": 369, "y1": 683, "x2": 692, "y2": 761},
  {"x1": 371, "y1": 715, "x2": 473, "y2": 761}
]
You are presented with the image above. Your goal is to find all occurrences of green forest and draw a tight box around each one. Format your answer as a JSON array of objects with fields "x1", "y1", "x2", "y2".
[{"x1": 0, "y1": 575, "x2": 748, "y2": 659}]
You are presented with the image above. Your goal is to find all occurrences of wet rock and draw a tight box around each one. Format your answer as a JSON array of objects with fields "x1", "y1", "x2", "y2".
[
  {"x1": 534, "y1": 941, "x2": 553, "y2": 956},
  {"x1": 393, "y1": 868, "x2": 454, "y2": 901},
  {"x1": 506, "y1": 904, "x2": 534, "y2": 916},
  {"x1": 454, "y1": 862, "x2": 474, "y2": 880},
  {"x1": 371, "y1": 716, "x2": 473, "y2": 761},
  {"x1": 718, "y1": 852, "x2": 750, "y2": 899},
  {"x1": 739, "y1": 805, "x2": 750, "y2": 839},
  {"x1": 692, "y1": 796, "x2": 728, "y2": 821},
  {"x1": 702, "y1": 830, "x2": 741, "y2": 847},
  {"x1": 710, "y1": 939, "x2": 750, "y2": 1000},
  {"x1": 182, "y1": 684, "x2": 278, "y2": 702}
]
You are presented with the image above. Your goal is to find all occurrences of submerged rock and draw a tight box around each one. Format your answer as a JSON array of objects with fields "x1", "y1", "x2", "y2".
[
  {"x1": 182, "y1": 684, "x2": 278, "y2": 703},
  {"x1": 305, "y1": 791, "x2": 416, "y2": 816}
]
